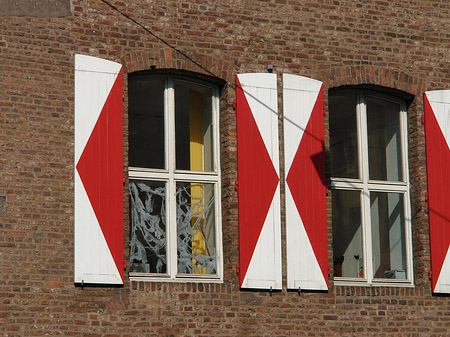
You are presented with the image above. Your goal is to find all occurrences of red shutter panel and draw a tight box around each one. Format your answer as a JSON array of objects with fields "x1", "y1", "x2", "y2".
[
  {"x1": 283, "y1": 74, "x2": 328, "y2": 291},
  {"x1": 424, "y1": 90, "x2": 450, "y2": 294},
  {"x1": 236, "y1": 73, "x2": 282, "y2": 290},
  {"x1": 74, "y1": 54, "x2": 124, "y2": 285}
]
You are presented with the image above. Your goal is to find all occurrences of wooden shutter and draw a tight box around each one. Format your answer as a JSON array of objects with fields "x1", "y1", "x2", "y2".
[
  {"x1": 74, "y1": 54, "x2": 124, "y2": 285},
  {"x1": 424, "y1": 90, "x2": 450, "y2": 294},
  {"x1": 236, "y1": 73, "x2": 282, "y2": 290},
  {"x1": 283, "y1": 74, "x2": 328, "y2": 291}
]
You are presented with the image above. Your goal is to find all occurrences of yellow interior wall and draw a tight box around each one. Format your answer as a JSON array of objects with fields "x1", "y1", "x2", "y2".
[{"x1": 189, "y1": 89, "x2": 206, "y2": 273}]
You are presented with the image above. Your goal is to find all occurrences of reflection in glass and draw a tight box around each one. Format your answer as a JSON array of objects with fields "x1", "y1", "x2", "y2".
[
  {"x1": 332, "y1": 190, "x2": 363, "y2": 278},
  {"x1": 370, "y1": 192, "x2": 406, "y2": 279},
  {"x1": 176, "y1": 182, "x2": 216, "y2": 275},
  {"x1": 329, "y1": 94, "x2": 359, "y2": 179},
  {"x1": 128, "y1": 77, "x2": 165, "y2": 169},
  {"x1": 175, "y1": 80, "x2": 213, "y2": 172},
  {"x1": 367, "y1": 96, "x2": 402, "y2": 181},
  {"x1": 129, "y1": 180, "x2": 167, "y2": 273}
]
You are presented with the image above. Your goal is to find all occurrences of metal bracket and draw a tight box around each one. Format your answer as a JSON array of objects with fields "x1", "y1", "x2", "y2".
[
  {"x1": 298, "y1": 286, "x2": 301, "y2": 295},
  {"x1": 269, "y1": 285, "x2": 273, "y2": 296}
]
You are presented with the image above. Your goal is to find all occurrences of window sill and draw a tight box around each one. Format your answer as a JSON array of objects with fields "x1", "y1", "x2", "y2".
[
  {"x1": 334, "y1": 279, "x2": 414, "y2": 288},
  {"x1": 129, "y1": 273, "x2": 223, "y2": 284}
]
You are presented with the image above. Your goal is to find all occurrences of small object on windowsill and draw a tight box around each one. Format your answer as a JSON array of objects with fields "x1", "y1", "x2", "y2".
[{"x1": 384, "y1": 269, "x2": 406, "y2": 279}]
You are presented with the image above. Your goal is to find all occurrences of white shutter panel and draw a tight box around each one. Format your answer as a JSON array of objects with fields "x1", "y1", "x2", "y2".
[
  {"x1": 424, "y1": 90, "x2": 450, "y2": 294},
  {"x1": 283, "y1": 74, "x2": 328, "y2": 291},
  {"x1": 236, "y1": 73, "x2": 282, "y2": 290},
  {"x1": 74, "y1": 54, "x2": 124, "y2": 285}
]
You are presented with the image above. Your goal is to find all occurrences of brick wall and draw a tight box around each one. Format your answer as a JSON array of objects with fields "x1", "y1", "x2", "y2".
[{"x1": 1, "y1": 0, "x2": 450, "y2": 335}]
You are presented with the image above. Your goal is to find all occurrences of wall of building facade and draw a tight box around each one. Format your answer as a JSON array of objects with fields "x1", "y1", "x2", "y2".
[{"x1": 1, "y1": 0, "x2": 450, "y2": 335}]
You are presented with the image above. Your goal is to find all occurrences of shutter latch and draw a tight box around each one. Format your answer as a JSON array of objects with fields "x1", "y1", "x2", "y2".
[
  {"x1": 233, "y1": 99, "x2": 237, "y2": 116},
  {"x1": 235, "y1": 179, "x2": 238, "y2": 193},
  {"x1": 429, "y1": 269, "x2": 432, "y2": 280}
]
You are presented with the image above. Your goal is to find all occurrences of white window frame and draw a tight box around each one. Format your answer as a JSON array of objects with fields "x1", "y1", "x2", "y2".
[
  {"x1": 330, "y1": 90, "x2": 414, "y2": 287},
  {"x1": 128, "y1": 75, "x2": 223, "y2": 283}
]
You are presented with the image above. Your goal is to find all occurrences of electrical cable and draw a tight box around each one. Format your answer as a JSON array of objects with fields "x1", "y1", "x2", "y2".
[{"x1": 98, "y1": 0, "x2": 223, "y2": 81}]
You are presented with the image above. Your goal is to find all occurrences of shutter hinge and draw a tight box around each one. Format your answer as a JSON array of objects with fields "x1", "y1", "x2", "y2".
[
  {"x1": 236, "y1": 262, "x2": 240, "y2": 275},
  {"x1": 323, "y1": 105, "x2": 326, "y2": 117},
  {"x1": 233, "y1": 99, "x2": 237, "y2": 116},
  {"x1": 234, "y1": 179, "x2": 238, "y2": 193},
  {"x1": 425, "y1": 192, "x2": 429, "y2": 203},
  {"x1": 326, "y1": 186, "x2": 329, "y2": 196},
  {"x1": 328, "y1": 265, "x2": 331, "y2": 277},
  {"x1": 429, "y1": 269, "x2": 432, "y2": 280},
  {"x1": 421, "y1": 113, "x2": 425, "y2": 126},
  {"x1": 123, "y1": 260, "x2": 127, "y2": 271}
]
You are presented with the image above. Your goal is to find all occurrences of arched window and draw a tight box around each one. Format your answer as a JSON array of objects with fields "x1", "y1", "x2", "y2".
[
  {"x1": 329, "y1": 90, "x2": 413, "y2": 285},
  {"x1": 128, "y1": 72, "x2": 223, "y2": 282}
]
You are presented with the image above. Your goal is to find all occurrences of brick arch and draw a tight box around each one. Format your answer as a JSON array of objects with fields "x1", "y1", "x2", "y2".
[
  {"x1": 121, "y1": 48, "x2": 235, "y2": 83},
  {"x1": 317, "y1": 66, "x2": 424, "y2": 97}
]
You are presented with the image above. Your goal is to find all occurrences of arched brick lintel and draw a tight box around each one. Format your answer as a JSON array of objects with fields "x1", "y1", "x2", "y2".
[
  {"x1": 316, "y1": 66, "x2": 425, "y2": 98},
  {"x1": 121, "y1": 48, "x2": 235, "y2": 84}
]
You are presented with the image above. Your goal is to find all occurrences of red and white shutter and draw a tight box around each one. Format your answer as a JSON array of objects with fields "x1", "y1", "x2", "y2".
[
  {"x1": 74, "y1": 54, "x2": 124, "y2": 285},
  {"x1": 283, "y1": 74, "x2": 328, "y2": 291},
  {"x1": 424, "y1": 90, "x2": 450, "y2": 294},
  {"x1": 236, "y1": 73, "x2": 282, "y2": 290}
]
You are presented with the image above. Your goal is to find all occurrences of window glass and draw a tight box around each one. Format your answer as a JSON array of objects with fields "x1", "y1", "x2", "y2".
[
  {"x1": 332, "y1": 189, "x2": 363, "y2": 278},
  {"x1": 367, "y1": 96, "x2": 402, "y2": 181},
  {"x1": 329, "y1": 94, "x2": 359, "y2": 179},
  {"x1": 129, "y1": 180, "x2": 167, "y2": 274},
  {"x1": 176, "y1": 182, "x2": 216, "y2": 275},
  {"x1": 175, "y1": 80, "x2": 214, "y2": 172},
  {"x1": 128, "y1": 77, "x2": 165, "y2": 169},
  {"x1": 370, "y1": 192, "x2": 406, "y2": 279}
]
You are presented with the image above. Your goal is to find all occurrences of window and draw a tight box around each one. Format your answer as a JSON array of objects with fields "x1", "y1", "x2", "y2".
[
  {"x1": 329, "y1": 90, "x2": 413, "y2": 285},
  {"x1": 128, "y1": 73, "x2": 222, "y2": 282}
]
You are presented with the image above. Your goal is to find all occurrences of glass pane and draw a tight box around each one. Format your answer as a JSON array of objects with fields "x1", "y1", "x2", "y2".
[
  {"x1": 128, "y1": 77, "x2": 165, "y2": 169},
  {"x1": 176, "y1": 182, "x2": 216, "y2": 275},
  {"x1": 332, "y1": 189, "x2": 363, "y2": 278},
  {"x1": 129, "y1": 180, "x2": 167, "y2": 273},
  {"x1": 329, "y1": 94, "x2": 359, "y2": 179},
  {"x1": 367, "y1": 96, "x2": 402, "y2": 181},
  {"x1": 175, "y1": 80, "x2": 214, "y2": 172},
  {"x1": 370, "y1": 192, "x2": 407, "y2": 279}
]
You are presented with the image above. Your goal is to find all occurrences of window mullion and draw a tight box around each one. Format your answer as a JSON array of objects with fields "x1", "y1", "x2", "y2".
[
  {"x1": 358, "y1": 93, "x2": 373, "y2": 282},
  {"x1": 166, "y1": 77, "x2": 178, "y2": 279}
]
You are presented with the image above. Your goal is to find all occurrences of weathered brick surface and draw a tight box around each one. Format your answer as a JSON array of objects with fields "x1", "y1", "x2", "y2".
[{"x1": 1, "y1": 0, "x2": 450, "y2": 335}]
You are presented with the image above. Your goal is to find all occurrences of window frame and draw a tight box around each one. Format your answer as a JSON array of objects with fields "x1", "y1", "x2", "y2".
[
  {"x1": 330, "y1": 90, "x2": 414, "y2": 287},
  {"x1": 128, "y1": 74, "x2": 223, "y2": 283}
]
